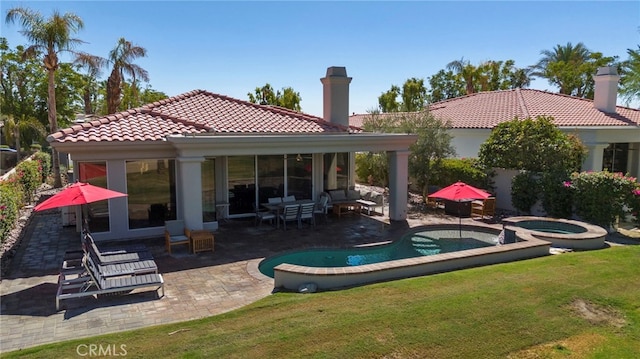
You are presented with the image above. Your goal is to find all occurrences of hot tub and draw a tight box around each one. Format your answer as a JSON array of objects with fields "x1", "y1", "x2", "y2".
[{"x1": 502, "y1": 216, "x2": 607, "y2": 250}]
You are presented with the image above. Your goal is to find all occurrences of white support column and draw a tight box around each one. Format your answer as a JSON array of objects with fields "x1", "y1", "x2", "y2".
[
  {"x1": 583, "y1": 143, "x2": 609, "y2": 172},
  {"x1": 388, "y1": 150, "x2": 410, "y2": 221},
  {"x1": 313, "y1": 153, "x2": 324, "y2": 197},
  {"x1": 627, "y1": 142, "x2": 640, "y2": 180},
  {"x1": 177, "y1": 156, "x2": 205, "y2": 230}
]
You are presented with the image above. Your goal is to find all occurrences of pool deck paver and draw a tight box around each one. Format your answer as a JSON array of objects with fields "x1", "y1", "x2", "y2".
[{"x1": 1, "y1": 208, "x2": 636, "y2": 354}]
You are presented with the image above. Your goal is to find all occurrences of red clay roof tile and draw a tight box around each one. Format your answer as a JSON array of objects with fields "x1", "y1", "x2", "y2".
[
  {"x1": 50, "y1": 90, "x2": 360, "y2": 143},
  {"x1": 349, "y1": 89, "x2": 640, "y2": 129}
]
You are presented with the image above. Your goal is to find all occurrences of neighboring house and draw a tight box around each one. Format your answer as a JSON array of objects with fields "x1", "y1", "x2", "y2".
[
  {"x1": 49, "y1": 67, "x2": 417, "y2": 241},
  {"x1": 351, "y1": 67, "x2": 640, "y2": 181}
]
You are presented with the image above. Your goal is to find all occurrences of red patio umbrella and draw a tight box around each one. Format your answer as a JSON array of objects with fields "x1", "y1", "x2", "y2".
[
  {"x1": 429, "y1": 181, "x2": 491, "y2": 236},
  {"x1": 34, "y1": 182, "x2": 127, "y2": 232},
  {"x1": 34, "y1": 182, "x2": 127, "y2": 211}
]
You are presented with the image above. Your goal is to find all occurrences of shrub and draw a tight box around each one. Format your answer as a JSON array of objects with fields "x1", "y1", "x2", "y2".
[
  {"x1": 0, "y1": 181, "x2": 22, "y2": 244},
  {"x1": 355, "y1": 152, "x2": 389, "y2": 187},
  {"x1": 32, "y1": 151, "x2": 51, "y2": 183},
  {"x1": 568, "y1": 171, "x2": 639, "y2": 228},
  {"x1": 540, "y1": 170, "x2": 573, "y2": 218},
  {"x1": 14, "y1": 160, "x2": 41, "y2": 204},
  {"x1": 431, "y1": 158, "x2": 488, "y2": 189},
  {"x1": 511, "y1": 171, "x2": 540, "y2": 214}
]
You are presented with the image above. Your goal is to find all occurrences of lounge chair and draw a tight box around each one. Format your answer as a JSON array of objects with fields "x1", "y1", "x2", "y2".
[
  {"x1": 82, "y1": 231, "x2": 149, "y2": 255},
  {"x1": 56, "y1": 254, "x2": 164, "y2": 311},
  {"x1": 279, "y1": 204, "x2": 300, "y2": 230},
  {"x1": 84, "y1": 233, "x2": 154, "y2": 265},
  {"x1": 86, "y1": 248, "x2": 158, "y2": 278}
]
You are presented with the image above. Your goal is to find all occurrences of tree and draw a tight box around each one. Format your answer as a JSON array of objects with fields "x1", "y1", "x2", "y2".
[
  {"x1": 361, "y1": 109, "x2": 455, "y2": 199},
  {"x1": 478, "y1": 116, "x2": 587, "y2": 215},
  {"x1": 105, "y1": 38, "x2": 149, "y2": 114},
  {"x1": 446, "y1": 58, "x2": 480, "y2": 95},
  {"x1": 619, "y1": 45, "x2": 640, "y2": 107},
  {"x1": 426, "y1": 69, "x2": 466, "y2": 103},
  {"x1": 478, "y1": 115, "x2": 586, "y2": 173},
  {"x1": 5, "y1": 7, "x2": 85, "y2": 187},
  {"x1": 247, "y1": 83, "x2": 302, "y2": 111},
  {"x1": 378, "y1": 78, "x2": 427, "y2": 112},
  {"x1": 532, "y1": 42, "x2": 617, "y2": 98},
  {"x1": 377, "y1": 85, "x2": 401, "y2": 112}
]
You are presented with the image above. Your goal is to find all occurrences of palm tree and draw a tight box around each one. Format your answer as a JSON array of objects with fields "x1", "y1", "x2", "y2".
[
  {"x1": 106, "y1": 38, "x2": 148, "y2": 114},
  {"x1": 2, "y1": 114, "x2": 46, "y2": 162},
  {"x1": 532, "y1": 42, "x2": 591, "y2": 95},
  {"x1": 620, "y1": 45, "x2": 640, "y2": 107},
  {"x1": 5, "y1": 7, "x2": 85, "y2": 187},
  {"x1": 447, "y1": 58, "x2": 481, "y2": 95}
]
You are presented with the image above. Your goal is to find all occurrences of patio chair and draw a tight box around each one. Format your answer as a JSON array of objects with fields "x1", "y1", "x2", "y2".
[
  {"x1": 313, "y1": 195, "x2": 329, "y2": 224},
  {"x1": 164, "y1": 220, "x2": 191, "y2": 255},
  {"x1": 256, "y1": 209, "x2": 277, "y2": 227},
  {"x1": 56, "y1": 254, "x2": 164, "y2": 311},
  {"x1": 267, "y1": 197, "x2": 282, "y2": 204},
  {"x1": 471, "y1": 197, "x2": 496, "y2": 220},
  {"x1": 298, "y1": 202, "x2": 316, "y2": 228},
  {"x1": 282, "y1": 195, "x2": 296, "y2": 203},
  {"x1": 279, "y1": 204, "x2": 300, "y2": 230}
]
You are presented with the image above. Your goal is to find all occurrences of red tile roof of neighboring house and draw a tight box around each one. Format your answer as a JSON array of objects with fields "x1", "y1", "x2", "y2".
[
  {"x1": 349, "y1": 88, "x2": 640, "y2": 129},
  {"x1": 50, "y1": 90, "x2": 361, "y2": 143}
]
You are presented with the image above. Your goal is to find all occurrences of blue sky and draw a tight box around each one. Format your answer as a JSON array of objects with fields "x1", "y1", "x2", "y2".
[{"x1": 1, "y1": 1, "x2": 639, "y2": 117}]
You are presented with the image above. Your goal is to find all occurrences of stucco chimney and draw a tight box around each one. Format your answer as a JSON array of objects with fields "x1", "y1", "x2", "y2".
[
  {"x1": 321, "y1": 67, "x2": 352, "y2": 127},
  {"x1": 593, "y1": 66, "x2": 620, "y2": 113}
]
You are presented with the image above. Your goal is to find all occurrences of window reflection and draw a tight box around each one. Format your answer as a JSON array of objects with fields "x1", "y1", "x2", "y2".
[
  {"x1": 228, "y1": 156, "x2": 256, "y2": 215},
  {"x1": 126, "y1": 159, "x2": 176, "y2": 229},
  {"x1": 78, "y1": 162, "x2": 109, "y2": 232}
]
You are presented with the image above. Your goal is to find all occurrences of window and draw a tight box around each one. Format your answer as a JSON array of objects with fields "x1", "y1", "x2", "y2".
[
  {"x1": 287, "y1": 154, "x2": 312, "y2": 200},
  {"x1": 228, "y1": 156, "x2": 256, "y2": 215},
  {"x1": 257, "y1": 155, "x2": 284, "y2": 205},
  {"x1": 602, "y1": 143, "x2": 629, "y2": 174},
  {"x1": 323, "y1": 152, "x2": 350, "y2": 190},
  {"x1": 126, "y1": 159, "x2": 176, "y2": 229},
  {"x1": 78, "y1": 162, "x2": 109, "y2": 232}
]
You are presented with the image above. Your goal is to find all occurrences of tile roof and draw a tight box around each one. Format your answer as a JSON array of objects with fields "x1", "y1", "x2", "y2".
[
  {"x1": 349, "y1": 88, "x2": 640, "y2": 129},
  {"x1": 50, "y1": 90, "x2": 361, "y2": 143}
]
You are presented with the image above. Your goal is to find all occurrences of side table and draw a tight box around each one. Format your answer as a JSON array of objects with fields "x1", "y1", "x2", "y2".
[{"x1": 190, "y1": 230, "x2": 215, "y2": 254}]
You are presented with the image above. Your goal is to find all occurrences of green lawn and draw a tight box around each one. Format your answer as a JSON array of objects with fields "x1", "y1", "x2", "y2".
[{"x1": 6, "y1": 246, "x2": 640, "y2": 358}]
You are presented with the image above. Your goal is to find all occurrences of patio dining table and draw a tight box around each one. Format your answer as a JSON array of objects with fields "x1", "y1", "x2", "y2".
[{"x1": 261, "y1": 199, "x2": 315, "y2": 229}]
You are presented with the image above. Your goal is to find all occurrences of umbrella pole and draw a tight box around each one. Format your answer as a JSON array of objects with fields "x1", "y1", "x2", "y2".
[{"x1": 459, "y1": 204, "x2": 462, "y2": 237}]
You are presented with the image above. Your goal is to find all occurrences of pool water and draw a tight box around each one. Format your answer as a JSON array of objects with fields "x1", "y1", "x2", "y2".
[{"x1": 258, "y1": 229, "x2": 498, "y2": 278}]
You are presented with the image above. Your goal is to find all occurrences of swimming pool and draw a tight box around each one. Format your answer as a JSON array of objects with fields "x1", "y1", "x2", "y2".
[
  {"x1": 259, "y1": 229, "x2": 498, "y2": 278},
  {"x1": 259, "y1": 224, "x2": 551, "y2": 292}
]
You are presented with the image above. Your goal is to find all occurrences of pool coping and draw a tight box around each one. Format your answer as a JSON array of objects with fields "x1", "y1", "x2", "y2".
[
  {"x1": 273, "y1": 223, "x2": 552, "y2": 291},
  {"x1": 501, "y1": 216, "x2": 608, "y2": 250}
]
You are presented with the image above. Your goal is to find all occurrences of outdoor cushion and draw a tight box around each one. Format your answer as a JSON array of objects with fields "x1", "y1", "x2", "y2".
[
  {"x1": 165, "y1": 220, "x2": 185, "y2": 236},
  {"x1": 347, "y1": 189, "x2": 361, "y2": 201},
  {"x1": 329, "y1": 190, "x2": 347, "y2": 202}
]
